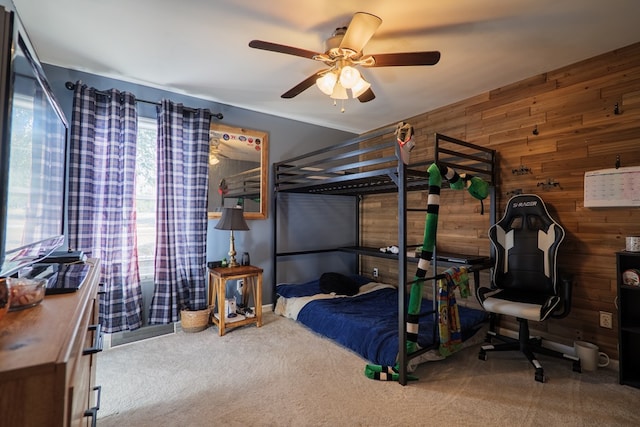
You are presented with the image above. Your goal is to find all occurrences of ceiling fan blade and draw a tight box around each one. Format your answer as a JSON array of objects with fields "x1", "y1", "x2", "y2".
[
  {"x1": 367, "y1": 51, "x2": 441, "y2": 67},
  {"x1": 248, "y1": 40, "x2": 320, "y2": 60},
  {"x1": 281, "y1": 71, "x2": 323, "y2": 98},
  {"x1": 339, "y1": 12, "x2": 382, "y2": 54},
  {"x1": 357, "y1": 88, "x2": 375, "y2": 103}
]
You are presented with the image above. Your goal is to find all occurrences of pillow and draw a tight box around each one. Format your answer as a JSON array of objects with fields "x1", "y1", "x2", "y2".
[
  {"x1": 276, "y1": 279, "x2": 322, "y2": 298},
  {"x1": 319, "y1": 272, "x2": 360, "y2": 296}
]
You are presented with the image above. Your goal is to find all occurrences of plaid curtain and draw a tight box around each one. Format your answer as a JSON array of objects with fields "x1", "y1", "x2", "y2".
[
  {"x1": 148, "y1": 100, "x2": 211, "y2": 323},
  {"x1": 67, "y1": 81, "x2": 144, "y2": 333}
]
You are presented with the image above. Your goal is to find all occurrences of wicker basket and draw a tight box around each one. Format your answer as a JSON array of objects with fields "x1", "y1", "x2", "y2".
[{"x1": 180, "y1": 307, "x2": 211, "y2": 333}]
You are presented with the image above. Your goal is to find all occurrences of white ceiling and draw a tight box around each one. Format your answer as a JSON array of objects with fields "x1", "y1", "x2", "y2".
[{"x1": 11, "y1": 0, "x2": 640, "y2": 134}]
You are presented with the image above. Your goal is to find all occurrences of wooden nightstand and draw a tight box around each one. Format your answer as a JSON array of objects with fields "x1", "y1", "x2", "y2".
[{"x1": 208, "y1": 265, "x2": 263, "y2": 336}]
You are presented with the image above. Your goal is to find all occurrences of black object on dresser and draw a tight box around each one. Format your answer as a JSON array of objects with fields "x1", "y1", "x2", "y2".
[{"x1": 617, "y1": 251, "x2": 640, "y2": 389}]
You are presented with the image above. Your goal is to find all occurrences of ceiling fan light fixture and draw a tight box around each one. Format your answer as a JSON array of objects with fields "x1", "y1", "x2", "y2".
[
  {"x1": 249, "y1": 11, "x2": 441, "y2": 105},
  {"x1": 316, "y1": 72, "x2": 337, "y2": 95},
  {"x1": 339, "y1": 65, "x2": 361, "y2": 89},
  {"x1": 351, "y1": 77, "x2": 371, "y2": 98},
  {"x1": 330, "y1": 81, "x2": 348, "y2": 100}
]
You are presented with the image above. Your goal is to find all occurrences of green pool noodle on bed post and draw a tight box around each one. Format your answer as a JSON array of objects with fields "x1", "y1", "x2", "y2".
[
  {"x1": 407, "y1": 164, "x2": 466, "y2": 346},
  {"x1": 406, "y1": 162, "x2": 442, "y2": 351},
  {"x1": 364, "y1": 163, "x2": 480, "y2": 381},
  {"x1": 364, "y1": 163, "x2": 443, "y2": 381},
  {"x1": 404, "y1": 164, "x2": 488, "y2": 346}
]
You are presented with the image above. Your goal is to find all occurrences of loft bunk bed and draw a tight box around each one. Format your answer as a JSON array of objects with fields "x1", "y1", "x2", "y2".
[
  {"x1": 272, "y1": 123, "x2": 496, "y2": 385},
  {"x1": 219, "y1": 166, "x2": 261, "y2": 206}
]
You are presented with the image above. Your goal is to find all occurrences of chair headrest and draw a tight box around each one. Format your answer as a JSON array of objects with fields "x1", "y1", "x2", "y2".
[{"x1": 501, "y1": 194, "x2": 557, "y2": 231}]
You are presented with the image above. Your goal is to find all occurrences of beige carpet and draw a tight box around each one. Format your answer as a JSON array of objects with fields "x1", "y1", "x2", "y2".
[{"x1": 97, "y1": 312, "x2": 640, "y2": 427}]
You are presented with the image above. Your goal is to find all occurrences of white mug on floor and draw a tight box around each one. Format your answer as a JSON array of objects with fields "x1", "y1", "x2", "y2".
[{"x1": 574, "y1": 340, "x2": 609, "y2": 371}]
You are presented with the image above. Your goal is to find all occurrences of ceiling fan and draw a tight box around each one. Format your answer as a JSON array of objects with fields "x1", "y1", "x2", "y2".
[
  {"x1": 248, "y1": 12, "x2": 441, "y2": 105},
  {"x1": 209, "y1": 136, "x2": 228, "y2": 165}
]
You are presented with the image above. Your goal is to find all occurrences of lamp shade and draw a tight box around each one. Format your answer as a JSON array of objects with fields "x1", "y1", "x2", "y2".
[
  {"x1": 330, "y1": 81, "x2": 348, "y2": 100},
  {"x1": 351, "y1": 76, "x2": 371, "y2": 98},
  {"x1": 316, "y1": 72, "x2": 337, "y2": 95},
  {"x1": 339, "y1": 66, "x2": 361, "y2": 89},
  {"x1": 214, "y1": 207, "x2": 249, "y2": 231}
]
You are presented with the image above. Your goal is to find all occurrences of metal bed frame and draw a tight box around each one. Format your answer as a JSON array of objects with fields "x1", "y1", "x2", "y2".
[{"x1": 271, "y1": 123, "x2": 496, "y2": 384}]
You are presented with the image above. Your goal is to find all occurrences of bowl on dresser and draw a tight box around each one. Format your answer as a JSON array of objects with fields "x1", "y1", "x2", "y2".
[{"x1": 7, "y1": 277, "x2": 46, "y2": 311}]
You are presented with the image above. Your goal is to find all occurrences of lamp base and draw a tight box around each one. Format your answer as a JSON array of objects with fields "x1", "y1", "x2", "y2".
[{"x1": 228, "y1": 230, "x2": 239, "y2": 267}]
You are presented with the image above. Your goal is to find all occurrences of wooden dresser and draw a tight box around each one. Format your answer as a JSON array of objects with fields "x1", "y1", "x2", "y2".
[{"x1": 0, "y1": 258, "x2": 102, "y2": 427}]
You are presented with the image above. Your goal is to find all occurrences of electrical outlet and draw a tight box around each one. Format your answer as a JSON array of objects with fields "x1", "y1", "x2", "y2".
[
  {"x1": 373, "y1": 268, "x2": 379, "y2": 278},
  {"x1": 599, "y1": 311, "x2": 613, "y2": 329},
  {"x1": 575, "y1": 329, "x2": 583, "y2": 341}
]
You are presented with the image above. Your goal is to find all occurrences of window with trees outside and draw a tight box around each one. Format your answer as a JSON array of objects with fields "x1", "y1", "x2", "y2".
[{"x1": 136, "y1": 117, "x2": 157, "y2": 280}]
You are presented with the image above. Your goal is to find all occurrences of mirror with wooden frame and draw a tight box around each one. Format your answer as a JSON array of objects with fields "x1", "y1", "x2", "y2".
[{"x1": 207, "y1": 123, "x2": 268, "y2": 220}]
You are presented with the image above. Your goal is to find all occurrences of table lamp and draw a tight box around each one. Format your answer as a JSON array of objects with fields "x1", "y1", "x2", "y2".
[{"x1": 215, "y1": 207, "x2": 249, "y2": 267}]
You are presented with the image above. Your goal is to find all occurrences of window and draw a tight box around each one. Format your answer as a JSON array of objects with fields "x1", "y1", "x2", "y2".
[
  {"x1": 5, "y1": 95, "x2": 35, "y2": 249},
  {"x1": 136, "y1": 117, "x2": 157, "y2": 279}
]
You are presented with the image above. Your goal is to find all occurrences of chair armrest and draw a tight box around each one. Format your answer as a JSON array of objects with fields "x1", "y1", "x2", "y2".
[{"x1": 550, "y1": 273, "x2": 573, "y2": 319}]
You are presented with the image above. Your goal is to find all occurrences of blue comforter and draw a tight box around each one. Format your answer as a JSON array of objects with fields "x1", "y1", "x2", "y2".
[{"x1": 276, "y1": 276, "x2": 488, "y2": 366}]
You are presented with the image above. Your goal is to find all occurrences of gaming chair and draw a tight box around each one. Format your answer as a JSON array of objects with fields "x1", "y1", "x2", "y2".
[{"x1": 476, "y1": 194, "x2": 579, "y2": 382}]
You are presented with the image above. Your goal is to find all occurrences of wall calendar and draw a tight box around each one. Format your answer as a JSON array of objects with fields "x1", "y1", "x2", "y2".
[{"x1": 584, "y1": 166, "x2": 640, "y2": 207}]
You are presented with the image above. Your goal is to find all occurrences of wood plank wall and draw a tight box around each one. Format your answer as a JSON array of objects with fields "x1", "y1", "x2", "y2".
[{"x1": 360, "y1": 42, "x2": 640, "y2": 359}]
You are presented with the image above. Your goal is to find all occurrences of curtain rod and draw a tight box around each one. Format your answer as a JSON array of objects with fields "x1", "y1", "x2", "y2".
[{"x1": 64, "y1": 81, "x2": 223, "y2": 120}]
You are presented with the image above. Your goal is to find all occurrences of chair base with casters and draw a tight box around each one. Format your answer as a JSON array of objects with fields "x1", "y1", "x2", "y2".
[
  {"x1": 478, "y1": 313, "x2": 581, "y2": 383},
  {"x1": 476, "y1": 194, "x2": 580, "y2": 383}
]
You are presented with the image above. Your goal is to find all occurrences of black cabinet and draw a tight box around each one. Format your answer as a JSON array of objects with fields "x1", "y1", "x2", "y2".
[{"x1": 617, "y1": 251, "x2": 640, "y2": 389}]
